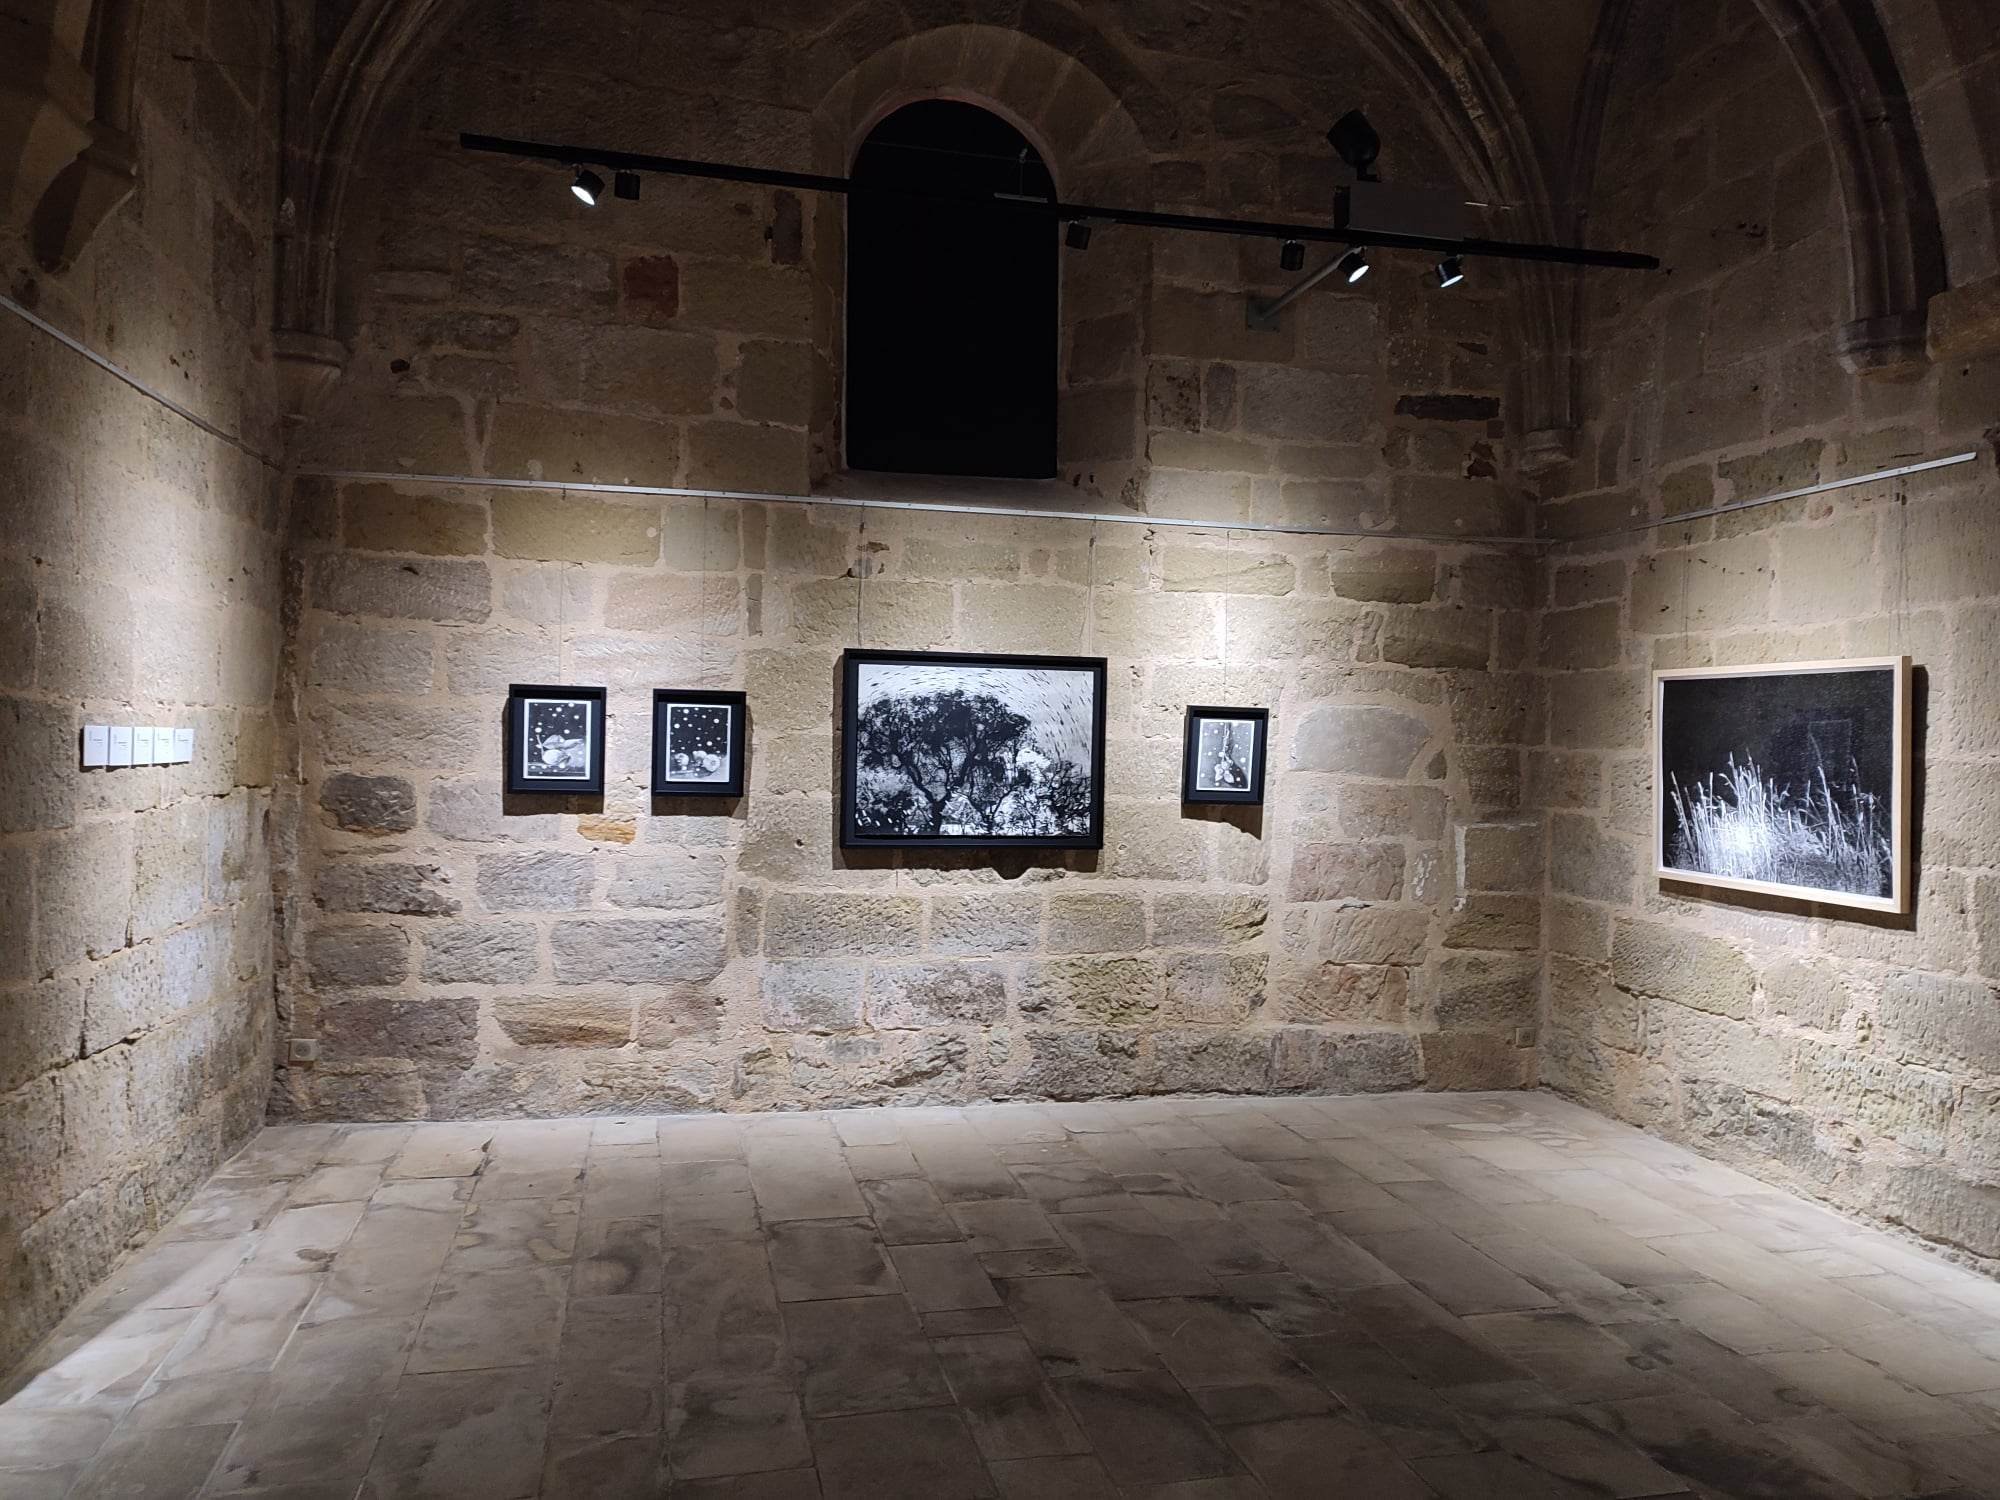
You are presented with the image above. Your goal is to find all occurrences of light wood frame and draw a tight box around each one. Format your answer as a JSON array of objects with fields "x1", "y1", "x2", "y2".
[{"x1": 1652, "y1": 656, "x2": 1911, "y2": 915}]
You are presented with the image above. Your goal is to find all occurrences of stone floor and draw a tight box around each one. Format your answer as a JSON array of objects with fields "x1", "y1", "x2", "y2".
[{"x1": 5, "y1": 1092, "x2": 2000, "y2": 1499}]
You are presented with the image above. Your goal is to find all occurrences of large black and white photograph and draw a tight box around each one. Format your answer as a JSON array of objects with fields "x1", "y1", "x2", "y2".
[
  {"x1": 506, "y1": 684, "x2": 606, "y2": 796},
  {"x1": 842, "y1": 650, "x2": 1106, "y2": 848},
  {"x1": 1654, "y1": 657, "x2": 1910, "y2": 913},
  {"x1": 1182, "y1": 705, "x2": 1268, "y2": 805},
  {"x1": 652, "y1": 689, "x2": 746, "y2": 797}
]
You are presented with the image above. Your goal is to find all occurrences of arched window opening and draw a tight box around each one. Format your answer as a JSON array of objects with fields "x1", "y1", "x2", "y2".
[{"x1": 846, "y1": 101, "x2": 1058, "y2": 479}]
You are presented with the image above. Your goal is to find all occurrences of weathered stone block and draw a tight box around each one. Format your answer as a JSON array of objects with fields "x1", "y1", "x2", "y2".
[
  {"x1": 421, "y1": 922, "x2": 539, "y2": 984},
  {"x1": 1432, "y1": 953, "x2": 1539, "y2": 1030},
  {"x1": 1879, "y1": 972, "x2": 2000, "y2": 1076},
  {"x1": 1289, "y1": 706, "x2": 1431, "y2": 778},
  {"x1": 1279, "y1": 904, "x2": 1430, "y2": 965},
  {"x1": 311, "y1": 555, "x2": 491, "y2": 623},
  {"x1": 478, "y1": 851, "x2": 593, "y2": 911},
  {"x1": 1047, "y1": 893, "x2": 1147, "y2": 954},
  {"x1": 607, "y1": 852, "x2": 727, "y2": 911},
  {"x1": 307, "y1": 623, "x2": 436, "y2": 696},
  {"x1": 1461, "y1": 821, "x2": 1543, "y2": 891},
  {"x1": 1021, "y1": 957, "x2": 1163, "y2": 1025},
  {"x1": 1017, "y1": 1028, "x2": 1152, "y2": 1099},
  {"x1": 1154, "y1": 1029, "x2": 1273, "y2": 1093},
  {"x1": 427, "y1": 781, "x2": 559, "y2": 843},
  {"x1": 1165, "y1": 953, "x2": 1266, "y2": 1024},
  {"x1": 1443, "y1": 895, "x2": 1542, "y2": 952},
  {"x1": 1159, "y1": 547, "x2": 1294, "y2": 595},
  {"x1": 1239, "y1": 366, "x2": 1372, "y2": 443},
  {"x1": 318, "y1": 773, "x2": 417, "y2": 835},
  {"x1": 1328, "y1": 548, "x2": 1435, "y2": 603},
  {"x1": 342, "y1": 484, "x2": 488, "y2": 556},
  {"x1": 1759, "y1": 959, "x2": 1849, "y2": 1031},
  {"x1": 1284, "y1": 963, "x2": 1408, "y2": 1025},
  {"x1": 1421, "y1": 1033, "x2": 1534, "y2": 1090},
  {"x1": 315, "y1": 862, "x2": 459, "y2": 916},
  {"x1": 603, "y1": 574, "x2": 741, "y2": 636},
  {"x1": 1288, "y1": 840, "x2": 1404, "y2": 904},
  {"x1": 1610, "y1": 921, "x2": 1754, "y2": 1019},
  {"x1": 686, "y1": 421, "x2": 809, "y2": 494},
  {"x1": 1341, "y1": 785, "x2": 1445, "y2": 842},
  {"x1": 34, "y1": 821, "x2": 132, "y2": 976},
  {"x1": 1271, "y1": 1027, "x2": 1422, "y2": 1093},
  {"x1": 1537, "y1": 603, "x2": 1623, "y2": 671},
  {"x1": 494, "y1": 995, "x2": 632, "y2": 1047},
  {"x1": 1378, "y1": 607, "x2": 1489, "y2": 669},
  {"x1": 552, "y1": 918, "x2": 726, "y2": 984},
  {"x1": 928, "y1": 892, "x2": 1043, "y2": 956},
  {"x1": 794, "y1": 577, "x2": 951, "y2": 648},
  {"x1": 865, "y1": 962, "x2": 1008, "y2": 1028},
  {"x1": 307, "y1": 924, "x2": 410, "y2": 988},
  {"x1": 491, "y1": 493, "x2": 660, "y2": 566},
  {"x1": 1549, "y1": 813, "x2": 1636, "y2": 905},
  {"x1": 764, "y1": 894, "x2": 922, "y2": 957},
  {"x1": 636, "y1": 984, "x2": 723, "y2": 1047},
  {"x1": 1151, "y1": 894, "x2": 1267, "y2": 950},
  {"x1": 580, "y1": 325, "x2": 718, "y2": 413},
  {"x1": 320, "y1": 995, "x2": 478, "y2": 1070},
  {"x1": 762, "y1": 962, "x2": 864, "y2": 1032}
]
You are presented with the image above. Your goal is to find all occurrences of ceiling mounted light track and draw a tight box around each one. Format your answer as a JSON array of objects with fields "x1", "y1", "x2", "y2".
[{"x1": 462, "y1": 132, "x2": 1658, "y2": 274}]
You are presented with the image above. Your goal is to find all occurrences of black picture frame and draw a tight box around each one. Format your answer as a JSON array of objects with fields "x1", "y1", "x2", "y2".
[
  {"x1": 1182, "y1": 706, "x2": 1268, "y2": 805},
  {"x1": 841, "y1": 648, "x2": 1107, "y2": 849},
  {"x1": 652, "y1": 689, "x2": 748, "y2": 797},
  {"x1": 505, "y1": 684, "x2": 606, "y2": 796}
]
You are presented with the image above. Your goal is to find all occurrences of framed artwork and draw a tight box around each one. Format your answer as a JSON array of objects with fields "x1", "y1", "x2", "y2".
[
  {"x1": 1182, "y1": 706, "x2": 1268, "y2": 805},
  {"x1": 652, "y1": 689, "x2": 747, "y2": 797},
  {"x1": 506, "y1": 684, "x2": 606, "y2": 796},
  {"x1": 1653, "y1": 656, "x2": 1911, "y2": 914},
  {"x1": 841, "y1": 649, "x2": 1106, "y2": 849}
]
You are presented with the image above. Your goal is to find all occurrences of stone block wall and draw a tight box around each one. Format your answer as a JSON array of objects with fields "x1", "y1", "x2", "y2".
[
  {"x1": 1528, "y1": 0, "x2": 2000, "y2": 1263},
  {"x1": 274, "y1": 485, "x2": 1546, "y2": 1119},
  {"x1": 0, "y1": 6, "x2": 282, "y2": 1372}
]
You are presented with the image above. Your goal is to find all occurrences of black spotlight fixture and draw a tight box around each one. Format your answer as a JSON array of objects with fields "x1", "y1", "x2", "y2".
[
  {"x1": 1339, "y1": 247, "x2": 1371, "y2": 284},
  {"x1": 570, "y1": 166, "x2": 605, "y2": 206},
  {"x1": 1434, "y1": 255, "x2": 1466, "y2": 288},
  {"x1": 614, "y1": 170, "x2": 641, "y2": 201},
  {"x1": 1065, "y1": 220, "x2": 1092, "y2": 250},
  {"x1": 1279, "y1": 240, "x2": 1305, "y2": 273},
  {"x1": 1327, "y1": 110, "x2": 1381, "y2": 182}
]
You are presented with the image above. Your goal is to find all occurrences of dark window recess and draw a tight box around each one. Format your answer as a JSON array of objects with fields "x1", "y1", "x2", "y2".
[{"x1": 846, "y1": 101, "x2": 1058, "y2": 480}]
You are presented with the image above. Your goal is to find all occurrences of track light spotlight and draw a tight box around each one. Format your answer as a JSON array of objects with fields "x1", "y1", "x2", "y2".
[
  {"x1": 1340, "y1": 247, "x2": 1371, "y2": 284},
  {"x1": 1434, "y1": 255, "x2": 1466, "y2": 288},
  {"x1": 614, "y1": 170, "x2": 641, "y2": 201},
  {"x1": 570, "y1": 167, "x2": 605, "y2": 206},
  {"x1": 1327, "y1": 110, "x2": 1381, "y2": 182},
  {"x1": 1279, "y1": 240, "x2": 1305, "y2": 273},
  {"x1": 1065, "y1": 221, "x2": 1092, "y2": 250}
]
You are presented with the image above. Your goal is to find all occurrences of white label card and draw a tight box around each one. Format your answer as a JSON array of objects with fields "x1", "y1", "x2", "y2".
[
  {"x1": 82, "y1": 725, "x2": 109, "y2": 768},
  {"x1": 108, "y1": 726, "x2": 133, "y2": 766},
  {"x1": 173, "y1": 728, "x2": 194, "y2": 763},
  {"x1": 133, "y1": 726, "x2": 156, "y2": 763}
]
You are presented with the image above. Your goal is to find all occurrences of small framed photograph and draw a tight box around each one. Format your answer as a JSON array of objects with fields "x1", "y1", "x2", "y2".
[
  {"x1": 506, "y1": 684, "x2": 606, "y2": 795},
  {"x1": 1182, "y1": 706, "x2": 1268, "y2": 805},
  {"x1": 653, "y1": 689, "x2": 747, "y2": 797},
  {"x1": 1654, "y1": 656, "x2": 1911, "y2": 914}
]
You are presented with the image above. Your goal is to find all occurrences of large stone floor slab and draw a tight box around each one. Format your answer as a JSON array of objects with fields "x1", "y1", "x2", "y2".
[{"x1": 5, "y1": 1091, "x2": 2000, "y2": 1498}]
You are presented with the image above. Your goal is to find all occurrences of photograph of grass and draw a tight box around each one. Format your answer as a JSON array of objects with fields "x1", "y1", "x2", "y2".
[{"x1": 1654, "y1": 657, "x2": 1910, "y2": 913}]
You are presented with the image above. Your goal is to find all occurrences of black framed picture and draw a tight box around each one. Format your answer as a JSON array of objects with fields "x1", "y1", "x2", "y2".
[
  {"x1": 841, "y1": 649, "x2": 1106, "y2": 849},
  {"x1": 506, "y1": 684, "x2": 606, "y2": 795},
  {"x1": 1654, "y1": 656, "x2": 1910, "y2": 914},
  {"x1": 1182, "y1": 706, "x2": 1268, "y2": 805},
  {"x1": 652, "y1": 689, "x2": 747, "y2": 797}
]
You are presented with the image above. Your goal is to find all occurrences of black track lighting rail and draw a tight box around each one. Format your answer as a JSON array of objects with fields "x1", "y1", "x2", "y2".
[{"x1": 459, "y1": 132, "x2": 1660, "y2": 273}]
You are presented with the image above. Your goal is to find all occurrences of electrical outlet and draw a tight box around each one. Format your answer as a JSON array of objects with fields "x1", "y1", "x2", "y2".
[{"x1": 288, "y1": 1037, "x2": 320, "y2": 1064}]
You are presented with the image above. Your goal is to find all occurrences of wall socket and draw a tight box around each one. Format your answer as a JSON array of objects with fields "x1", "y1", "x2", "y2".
[{"x1": 288, "y1": 1037, "x2": 320, "y2": 1064}]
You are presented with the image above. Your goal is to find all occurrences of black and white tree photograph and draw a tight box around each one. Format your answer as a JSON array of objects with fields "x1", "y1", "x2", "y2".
[
  {"x1": 506, "y1": 684, "x2": 606, "y2": 796},
  {"x1": 1654, "y1": 658, "x2": 1909, "y2": 913},
  {"x1": 651, "y1": 689, "x2": 746, "y2": 797},
  {"x1": 1182, "y1": 706, "x2": 1268, "y2": 805},
  {"x1": 842, "y1": 650, "x2": 1105, "y2": 847}
]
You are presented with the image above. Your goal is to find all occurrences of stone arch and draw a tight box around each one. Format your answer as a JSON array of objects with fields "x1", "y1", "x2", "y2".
[
  {"x1": 804, "y1": 25, "x2": 1162, "y2": 484},
  {"x1": 1569, "y1": 0, "x2": 1947, "y2": 377}
]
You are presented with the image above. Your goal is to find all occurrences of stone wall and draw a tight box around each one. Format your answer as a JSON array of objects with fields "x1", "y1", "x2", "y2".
[
  {"x1": 1530, "y1": 0, "x2": 2000, "y2": 1263},
  {"x1": 274, "y1": 487, "x2": 1546, "y2": 1119},
  {"x1": 271, "y1": 3, "x2": 1544, "y2": 1120},
  {"x1": 0, "y1": 7, "x2": 283, "y2": 1372}
]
